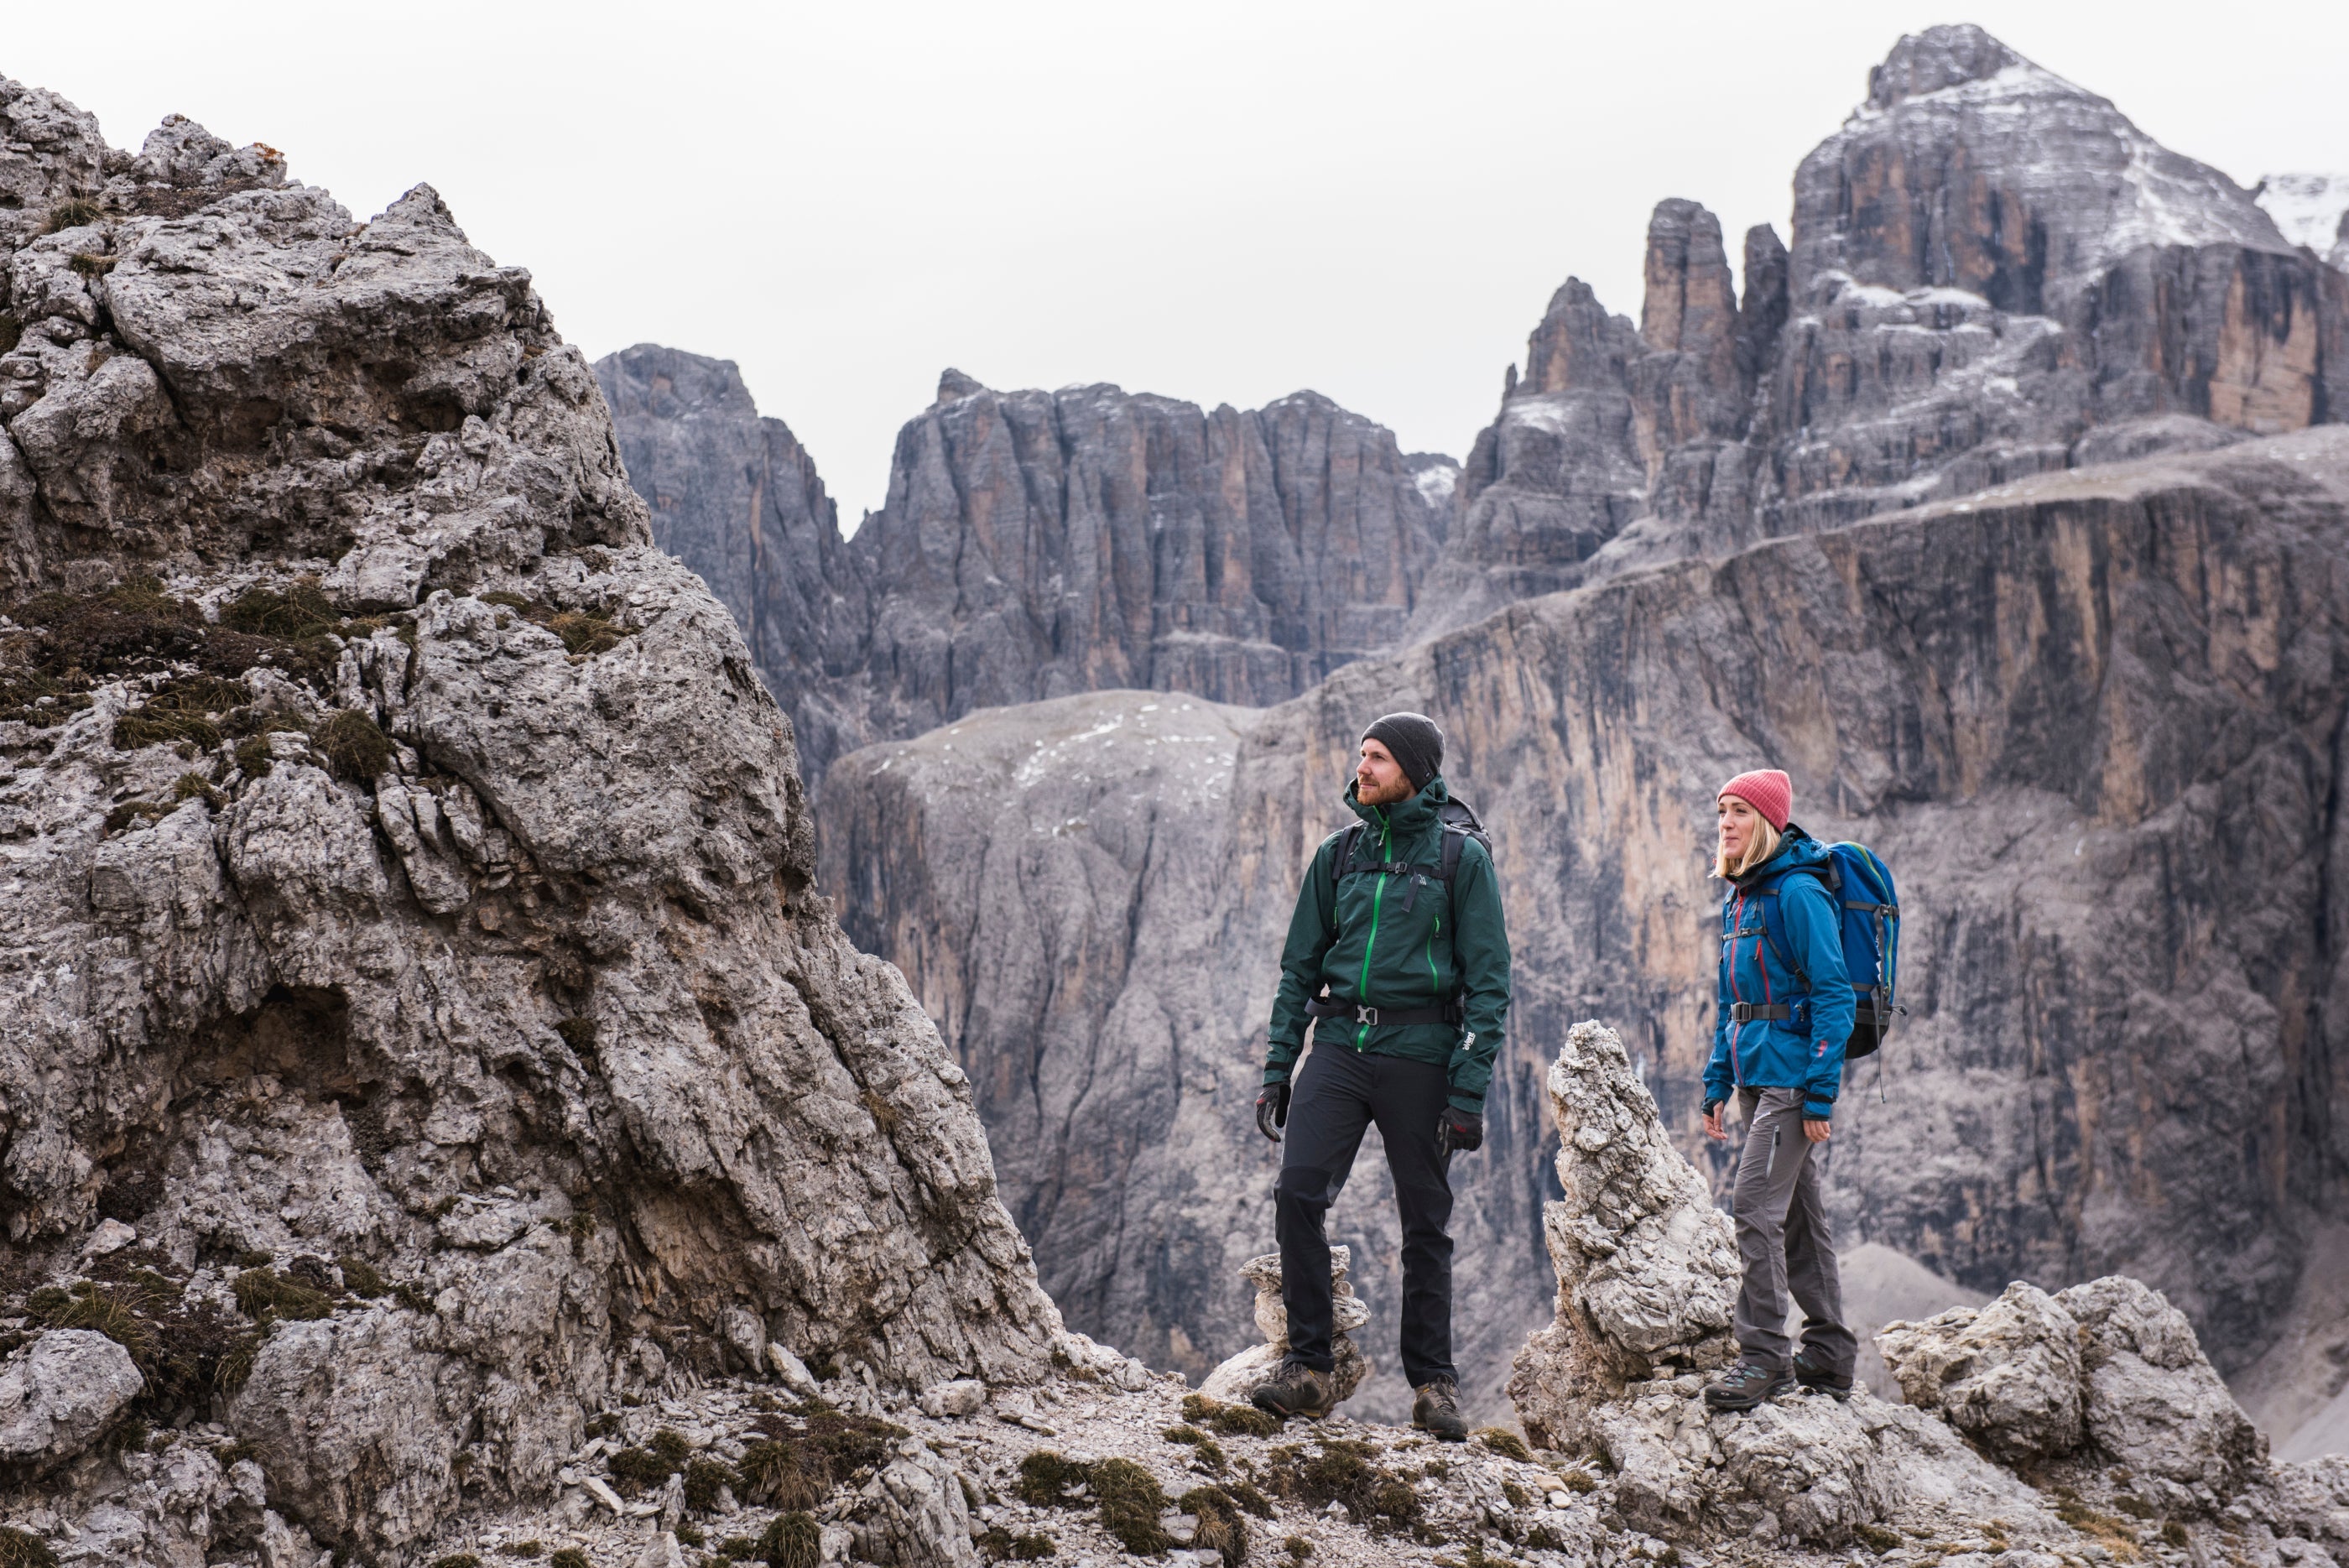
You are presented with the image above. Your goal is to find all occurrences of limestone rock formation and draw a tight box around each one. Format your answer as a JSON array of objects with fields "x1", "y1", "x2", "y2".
[
  {"x1": 0, "y1": 75, "x2": 1060, "y2": 1560},
  {"x1": 0, "y1": 1331, "x2": 143, "y2": 1472},
  {"x1": 1196, "y1": 1248, "x2": 1371, "y2": 1406},
  {"x1": 1507, "y1": 1021, "x2": 1738, "y2": 1450},
  {"x1": 593, "y1": 352, "x2": 1457, "y2": 794},
  {"x1": 2060, "y1": 1274, "x2": 2268, "y2": 1492},
  {"x1": 826, "y1": 425, "x2": 2349, "y2": 1424},
  {"x1": 1875, "y1": 1285, "x2": 2086, "y2": 1461},
  {"x1": 2258, "y1": 173, "x2": 2349, "y2": 274},
  {"x1": 341, "y1": 1325, "x2": 2349, "y2": 1568},
  {"x1": 1879, "y1": 1274, "x2": 2269, "y2": 1500}
]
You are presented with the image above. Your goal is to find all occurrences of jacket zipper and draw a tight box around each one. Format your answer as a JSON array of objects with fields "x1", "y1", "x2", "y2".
[
  {"x1": 1427, "y1": 912, "x2": 1441, "y2": 998},
  {"x1": 1729, "y1": 891, "x2": 1747, "y2": 1088},
  {"x1": 1356, "y1": 810, "x2": 1390, "y2": 1050}
]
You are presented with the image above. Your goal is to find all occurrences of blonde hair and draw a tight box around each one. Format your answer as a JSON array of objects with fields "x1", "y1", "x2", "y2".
[{"x1": 1715, "y1": 810, "x2": 1781, "y2": 882}]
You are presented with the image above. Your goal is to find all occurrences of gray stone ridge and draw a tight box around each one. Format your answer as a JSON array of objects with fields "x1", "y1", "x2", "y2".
[
  {"x1": 593, "y1": 348, "x2": 1457, "y2": 792},
  {"x1": 0, "y1": 72, "x2": 1070, "y2": 1561},
  {"x1": 1420, "y1": 22, "x2": 2349, "y2": 633}
]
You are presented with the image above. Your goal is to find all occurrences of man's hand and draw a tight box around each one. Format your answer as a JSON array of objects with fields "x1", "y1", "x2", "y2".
[
  {"x1": 1435, "y1": 1107, "x2": 1482, "y2": 1156},
  {"x1": 1702, "y1": 1101, "x2": 1727, "y2": 1141},
  {"x1": 1255, "y1": 1082, "x2": 1290, "y2": 1143},
  {"x1": 1803, "y1": 1117, "x2": 1831, "y2": 1143}
]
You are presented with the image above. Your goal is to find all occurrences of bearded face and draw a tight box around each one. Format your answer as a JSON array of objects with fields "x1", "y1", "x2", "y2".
[{"x1": 1355, "y1": 738, "x2": 1413, "y2": 805}]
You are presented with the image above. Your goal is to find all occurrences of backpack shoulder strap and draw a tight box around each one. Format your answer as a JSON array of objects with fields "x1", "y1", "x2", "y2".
[
  {"x1": 1750, "y1": 864, "x2": 1831, "y2": 990},
  {"x1": 1329, "y1": 824, "x2": 1366, "y2": 893}
]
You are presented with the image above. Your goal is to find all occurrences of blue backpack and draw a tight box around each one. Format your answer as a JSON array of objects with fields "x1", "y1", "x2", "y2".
[{"x1": 1747, "y1": 841, "x2": 1903, "y2": 1059}]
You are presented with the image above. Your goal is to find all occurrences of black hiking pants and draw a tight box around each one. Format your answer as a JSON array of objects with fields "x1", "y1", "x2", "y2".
[{"x1": 1273, "y1": 1044, "x2": 1456, "y2": 1388}]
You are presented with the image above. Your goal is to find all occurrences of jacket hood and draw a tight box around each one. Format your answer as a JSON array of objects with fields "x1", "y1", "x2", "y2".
[
  {"x1": 1732, "y1": 822, "x2": 1831, "y2": 888},
  {"x1": 1346, "y1": 773, "x2": 1450, "y2": 831}
]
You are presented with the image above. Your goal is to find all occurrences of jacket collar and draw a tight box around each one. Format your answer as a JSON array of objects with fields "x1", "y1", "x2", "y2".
[
  {"x1": 1346, "y1": 774, "x2": 1449, "y2": 834},
  {"x1": 1732, "y1": 821, "x2": 1829, "y2": 888}
]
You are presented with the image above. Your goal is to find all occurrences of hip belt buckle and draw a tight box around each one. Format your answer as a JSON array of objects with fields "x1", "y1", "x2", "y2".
[{"x1": 1354, "y1": 1004, "x2": 1379, "y2": 1026}]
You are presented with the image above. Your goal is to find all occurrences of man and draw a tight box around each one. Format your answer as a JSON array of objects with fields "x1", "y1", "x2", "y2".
[{"x1": 1249, "y1": 712, "x2": 1511, "y2": 1440}]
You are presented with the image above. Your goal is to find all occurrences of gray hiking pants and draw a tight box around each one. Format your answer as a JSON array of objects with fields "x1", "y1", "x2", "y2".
[{"x1": 1731, "y1": 1087, "x2": 1857, "y2": 1377}]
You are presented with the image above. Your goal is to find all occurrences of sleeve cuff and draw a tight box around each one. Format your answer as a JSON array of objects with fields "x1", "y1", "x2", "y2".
[
  {"x1": 1804, "y1": 1102, "x2": 1834, "y2": 1121},
  {"x1": 1263, "y1": 1065, "x2": 1294, "y2": 1086},
  {"x1": 1446, "y1": 1093, "x2": 1484, "y2": 1115}
]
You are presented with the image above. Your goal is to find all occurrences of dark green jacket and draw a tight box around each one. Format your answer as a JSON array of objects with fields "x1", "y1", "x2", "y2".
[{"x1": 1262, "y1": 775, "x2": 1511, "y2": 1113}]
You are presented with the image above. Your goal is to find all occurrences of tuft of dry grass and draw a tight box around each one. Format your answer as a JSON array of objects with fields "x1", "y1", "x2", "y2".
[
  {"x1": 756, "y1": 1513, "x2": 820, "y2": 1568},
  {"x1": 315, "y1": 708, "x2": 393, "y2": 781},
  {"x1": 42, "y1": 196, "x2": 103, "y2": 232}
]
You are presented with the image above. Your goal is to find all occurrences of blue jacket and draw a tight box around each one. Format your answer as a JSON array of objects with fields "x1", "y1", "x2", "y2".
[{"x1": 1702, "y1": 828, "x2": 1856, "y2": 1121}]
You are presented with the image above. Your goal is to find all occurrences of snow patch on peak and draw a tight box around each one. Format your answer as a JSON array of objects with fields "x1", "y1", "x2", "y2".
[
  {"x1": 2105, "y1": 132, "x2": 2288, "y2": 258},
  {"x1": 1412, "y1": 463, "x2": 1458, "y2": 508},
  {"x1": 2258, "y1": 173, "x2": 2349, "y2": 255}
]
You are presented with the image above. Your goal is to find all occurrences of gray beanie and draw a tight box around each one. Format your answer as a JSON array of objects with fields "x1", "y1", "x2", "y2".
[{"x1": 1362, "y1": 712, "x2": 1443, "y2": 793}]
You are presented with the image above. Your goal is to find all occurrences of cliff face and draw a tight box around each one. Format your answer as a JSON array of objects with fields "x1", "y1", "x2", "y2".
[
  {"x1": 0, "y1": 80, "x2": 1058, "y2": 1558},
  {"x1": 593, "y1": 344, "x2": 872, "y2": 784},
  {"x1": 859, "y1": 376, "x2": 1452, "y2": 735},
  {"x1": 823, "y1": 427, "x2": 2349, "y2": 1420},
  {"x1": 591, "y1": 354, "x2": 1456, "y2": 793},
  {"x1": 1423, "y1": 26, "x2": 2349, "y2": 635}
]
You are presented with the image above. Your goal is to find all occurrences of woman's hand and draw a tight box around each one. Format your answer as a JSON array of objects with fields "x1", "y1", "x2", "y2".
[
  {"x1": 1702, "y1": 1102, "x2": 1727, "y2": 1140},
  {"x1": 1803, "y1": 1118, "x2": 1831, "y2": 1143}
]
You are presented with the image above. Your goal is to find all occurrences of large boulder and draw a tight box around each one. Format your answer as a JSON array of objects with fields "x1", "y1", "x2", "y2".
[
  {"x1": 2056, "y1": 1275, "x2": 2266, "y2": 1493},
  {"x1": 1878, "y1": 1274, "x2": 2267, "y2": 1497},
  {"x1": 1875, "y1": 1284, "x2": 2085, "y2": 1461},
  {"x1": 0, "y1": 1329, "x2": 143, "y2": 1471}
]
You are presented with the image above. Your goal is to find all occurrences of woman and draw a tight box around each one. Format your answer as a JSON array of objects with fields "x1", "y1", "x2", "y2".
[{"x1": 1699, "y1": 768, "x2": 1860, "y2": 1409}]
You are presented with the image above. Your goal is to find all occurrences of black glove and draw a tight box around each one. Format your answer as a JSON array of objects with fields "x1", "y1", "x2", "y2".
[
  {"x1": 1255, "y1": 1081, "x2": 1290, "y2": 1143},
  {"x1": 1435, "y1": 1107, "x2": 1482, "y2": 1156}
]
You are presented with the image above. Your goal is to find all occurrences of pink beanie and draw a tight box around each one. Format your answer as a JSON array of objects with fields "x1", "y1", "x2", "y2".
[{"x1": 1719, "y1": 769, "x2": 1791, "y2": 832}]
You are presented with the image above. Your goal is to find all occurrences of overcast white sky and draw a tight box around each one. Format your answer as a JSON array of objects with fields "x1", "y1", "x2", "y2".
[{"x1": 8, "y1": 2, "x2": 2346, "y2": 521}]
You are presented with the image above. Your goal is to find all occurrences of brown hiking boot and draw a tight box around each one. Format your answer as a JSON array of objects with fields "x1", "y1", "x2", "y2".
[
  {"x1": 1250, "y1": 1355, "x2": 1336, "y2": 1419},
  {"x1": 1412, "y1": 1376, "x2": 1467, "y2": 1441}
]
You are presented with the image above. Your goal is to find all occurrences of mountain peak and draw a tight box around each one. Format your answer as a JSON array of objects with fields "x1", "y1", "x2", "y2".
[
  {"x1": 1867, "y1": 23, "x2": 2027, "y2": 109},
  {"x1": 936, "y1": 367, "x2": 988, "y2": 404}
]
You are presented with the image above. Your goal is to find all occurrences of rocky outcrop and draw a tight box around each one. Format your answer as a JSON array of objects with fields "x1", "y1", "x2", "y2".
[
  {"x1": 825, "y1": 426, "x2": 2349, "y2": 1422},
  {"x1": 593, "y1": 353, "x2": 1456, "y2": 794},
  {"x1": 1505, "y1": 1025, "x2": 2055, "y2": 1547},
  {"x1": 0, "y1": 1331, "x2": 143, "y2": 1473},
  {"x1": 0, "y1": 76, "x2": 1060, "y2": 1560},
  {"x1": 1195, "y1": 1248, "x2": 1371, "y2": 1406},
  {"x1": 1880, "y1": 1274, "x2": 2269, "y2": 1500},
  {"x1": 1506, "y1": 1021, "x2": 1739, "y2": 1449},
  {"x1": 1424, "y1": 26, "x2": 2349, "y2": 635}
]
